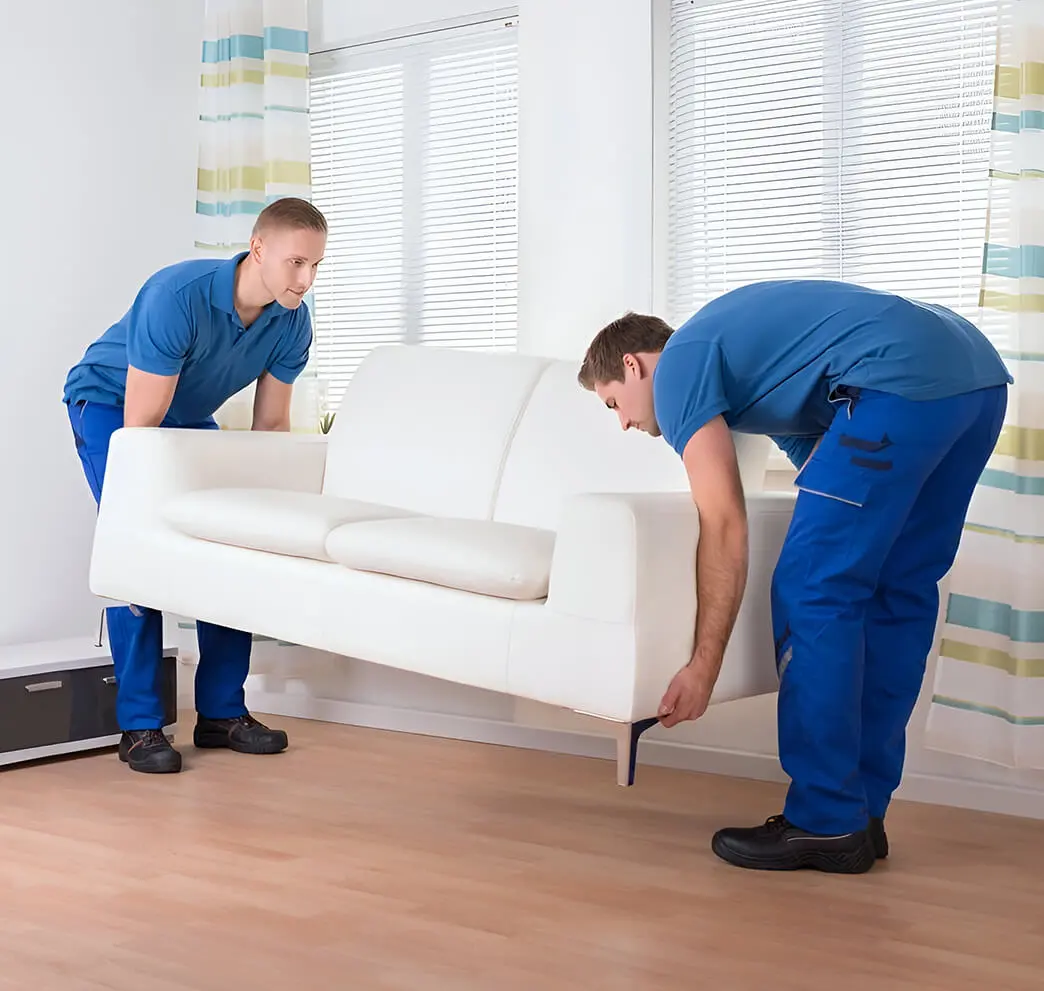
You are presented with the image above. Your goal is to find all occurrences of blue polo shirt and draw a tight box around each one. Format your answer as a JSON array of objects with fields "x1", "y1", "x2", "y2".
[
  {"x1": 62, "y1": 252, "x2": 312, "y2": 426},
  {"x1": 652, "y1": 279, "x2": 1013, "y2": 467}
]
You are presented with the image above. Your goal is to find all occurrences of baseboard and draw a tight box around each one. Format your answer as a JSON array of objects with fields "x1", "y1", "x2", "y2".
[
  {"x1": 243, "y1": 688, "x2": 1044, "y2": 821},
  {"x1": 891, "y1": 768, "x2": 1044, "y2": 821}
]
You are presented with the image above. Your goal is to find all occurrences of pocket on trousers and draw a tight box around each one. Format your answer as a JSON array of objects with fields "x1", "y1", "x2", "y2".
[{"x1": 794, "y1": 449, "x2": 871, "y2": 508}]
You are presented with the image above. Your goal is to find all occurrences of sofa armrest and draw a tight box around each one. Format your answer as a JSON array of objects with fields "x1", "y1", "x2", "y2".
[
  {"x1": 547, "y1": 491, "x2": 700, "y2": 624},
  {"x1": 547, "y1": 489, "x2": 797, "y2": 707},
  {"x1": 96, "y1": 427, "x2": 329, "y2": 529}
]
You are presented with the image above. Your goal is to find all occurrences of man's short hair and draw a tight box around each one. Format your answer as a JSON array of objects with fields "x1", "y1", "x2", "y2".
[
  {"x1": 577, "y1": 311, "x2": 674, "y2": 389},
  {"x1": 252, "y1": 196, "x2": 328, "y2": 237}
]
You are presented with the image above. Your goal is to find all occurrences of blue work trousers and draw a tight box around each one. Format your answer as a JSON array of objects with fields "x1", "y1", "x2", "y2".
[
  {"x1": 67, "y1": 400, "x2": 252, "y2": 730},
  {"x1": 773, "y1": 384, "x2": 1007, "y2": 834}
]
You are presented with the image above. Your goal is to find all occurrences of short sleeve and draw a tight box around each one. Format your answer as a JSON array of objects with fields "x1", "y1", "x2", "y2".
[
  {"x1": 268, "y1": 304, "x2": 312, "y2": 384},
  {"x1": 771, "y1": 434, "x2": 818, "y2": 470},
  {"x1": 125, "y1": 285, "x2": 194, "y2": 376},
  {"x1": 652, "y1": 341, "x2": 730, "y2": 456}
]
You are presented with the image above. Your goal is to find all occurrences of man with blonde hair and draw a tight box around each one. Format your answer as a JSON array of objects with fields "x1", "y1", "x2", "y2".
[
  {"x1": 63, "y1": 196, "x2": 327, "y2": 774},
  {"x1": 579, "y1": 279, "x2": 1011, "y2": 873}
]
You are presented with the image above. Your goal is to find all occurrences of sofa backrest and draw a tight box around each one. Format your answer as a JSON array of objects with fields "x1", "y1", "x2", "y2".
[
  {"x1": 323, "y1": 345, "x2": 770, "y2": 526},
  {"x1": 322, "y1": 344, "x2": 550, "y2": 518},
  {"x1": 492, "y1": 359, "x2": 692, "y2": 530}
]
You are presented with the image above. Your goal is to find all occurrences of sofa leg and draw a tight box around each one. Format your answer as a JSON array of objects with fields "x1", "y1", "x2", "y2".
[{"x1": 615, "y1": 716, "x2": 660, "y2": 786}]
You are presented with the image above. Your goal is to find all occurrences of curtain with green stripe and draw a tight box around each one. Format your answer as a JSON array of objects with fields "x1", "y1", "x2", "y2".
[
  {"x1": 195, "y1": 0, "x2": 311, "y2": 253},
  {"x1": 924, "y1": 0, "x2": 1044, "y2": 768}
]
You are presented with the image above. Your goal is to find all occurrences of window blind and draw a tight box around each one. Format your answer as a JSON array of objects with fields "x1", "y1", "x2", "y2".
[
  {"x1": 309, "y1": 16, "x2": 519, "y2": 408},
  {"x1": 667, "y1": 0, "x2": 999, "y2": 340}
]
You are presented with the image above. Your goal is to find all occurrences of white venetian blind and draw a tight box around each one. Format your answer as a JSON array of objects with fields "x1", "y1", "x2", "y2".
[
  {"x1": 668, "y1": 0, "x2": 998, "y2": 331},
  {"x1": 309, "y1": 16, "x2": 519, "y2": 408},
  {"x1": 668, "y1": 1, "x2": 841, "y2": 307}
]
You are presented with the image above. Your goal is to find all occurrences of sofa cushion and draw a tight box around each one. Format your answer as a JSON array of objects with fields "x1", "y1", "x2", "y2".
[
  {"x1": 325, "y1": 517, "x2": 556, "y2": 600},
  {"x1": 162, "y1": 488, "x2": 420, "y2": 562}
]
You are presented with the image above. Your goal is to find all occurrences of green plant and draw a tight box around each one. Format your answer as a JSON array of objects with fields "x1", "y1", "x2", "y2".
[{"x1": 319, "y1": 411, "x2": 336, "y2": 434}]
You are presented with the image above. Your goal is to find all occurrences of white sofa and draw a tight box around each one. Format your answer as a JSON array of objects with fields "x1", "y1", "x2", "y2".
[{"x1": 89, "y1": 345, "x2": 797, "y2": 784}]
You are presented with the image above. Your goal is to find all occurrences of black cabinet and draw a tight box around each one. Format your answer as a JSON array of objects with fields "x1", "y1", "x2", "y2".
[{"x1": 0, "y1": 654, "x2": 178, "y2": 756}]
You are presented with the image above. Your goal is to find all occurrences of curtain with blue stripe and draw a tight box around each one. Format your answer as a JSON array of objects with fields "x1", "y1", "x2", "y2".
[
  {"x1": 195, "y1": 0, "x2": 311, "y2": 253},
  {"x1": 924, "y1": 0, "x2": 1044, "y2": 768}
]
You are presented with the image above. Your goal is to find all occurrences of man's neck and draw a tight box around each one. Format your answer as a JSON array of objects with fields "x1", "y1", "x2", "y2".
[{"x1": 233, "y1": 255, "x2": 273, "y2": 329}]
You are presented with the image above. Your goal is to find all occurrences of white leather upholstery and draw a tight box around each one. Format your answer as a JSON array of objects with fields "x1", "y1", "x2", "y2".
[
  {"x1": 321, "y1": 344, "x2": 548, "y2": 519},
  {"x1": 89, "y1": 345, "x2": 796, "y2": 725},
  {"x1": 494, "y1": 359, "x2": 772, "y2": 529},
  {"x1": 509, "y1": 491, "x2": 797, "y2": 717},
  {"x1": 95, "y1": 524, "x2": 518, "y2": 693},
  {"x1": 163, "y1": 488, "x2": 420, "y2": 562},
  {"x1": 493, "y1": 360, "x2": 690, "y2": 529},
  {"x1": 326, "y1": 517, "x2": 556, "y2": 600}
]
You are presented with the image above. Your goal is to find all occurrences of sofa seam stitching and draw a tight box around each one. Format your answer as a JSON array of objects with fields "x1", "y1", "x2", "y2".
[{"x1": 485, "y1": 360, "x2": 551, "y2": 522}]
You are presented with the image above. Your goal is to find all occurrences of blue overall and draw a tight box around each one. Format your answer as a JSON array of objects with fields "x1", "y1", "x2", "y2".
[
  {"x1": 68, "y1": 400, "x2": 252, "y2": 730},
  {"x1": 653, "y1": 280, "x2": 1013, "y2": 835},
  {"x1": 773, "y1": 383, "x2": 1005, "y2": 833},
  {"x1": 62, "y1": 251, "x2": 313, "y2": 731}
]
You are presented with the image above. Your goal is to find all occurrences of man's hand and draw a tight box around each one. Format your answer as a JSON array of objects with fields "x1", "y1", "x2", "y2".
[
  {"x1": 124, "y1": 366, "x2": 178, "y2": 428},
  {"x1": 658, "y1": 661, "x2": 715, "y2": 728},
  {"x1": 252, "y1": 372, "x2": 293, "y2": 431},
  {"x1": 657, "y1": 415, "x2": 748, "y2": 727}
]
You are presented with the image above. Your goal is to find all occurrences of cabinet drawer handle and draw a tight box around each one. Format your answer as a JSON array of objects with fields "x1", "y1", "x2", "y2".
[
  {"x1": 25, "y1": 680, "x2": 63, "y2": 693},
  {"x1": 102, "y1": 676, "x2": 117, "y2": 685}
]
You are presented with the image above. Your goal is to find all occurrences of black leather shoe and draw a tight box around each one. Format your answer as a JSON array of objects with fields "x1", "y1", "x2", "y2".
[
  {"x1": 118, "y1": 729, "x2": 182, "y2": 774},
  {"x1": 193, "y1": 713, "x2": 288, "y2": 754},
  {"x1": 870, "y1": 816, "x2": 888, "y2": 859},
  {"x1": 711, "y1": 814, "x2": 876, "y2": 873}
]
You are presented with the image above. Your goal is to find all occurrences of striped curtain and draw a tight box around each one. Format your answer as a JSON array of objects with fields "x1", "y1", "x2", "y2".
[
  {"x1": 924, "y1": 0, "x2": 1044, "y2": 768},
  {"x1": 195, "y1": 0, "x2": 324, "y2": 432},
  {"x1": 195, "y1": 0, "x2": 311, "y2": 253}
]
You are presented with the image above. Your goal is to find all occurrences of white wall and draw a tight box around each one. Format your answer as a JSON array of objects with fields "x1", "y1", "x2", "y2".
[
  {"x1": 515, "y1": 0, "x2": 655, "y2": 357},
  {"x1": 1, "y1": 0, "x2": 204, "y2": 645}
]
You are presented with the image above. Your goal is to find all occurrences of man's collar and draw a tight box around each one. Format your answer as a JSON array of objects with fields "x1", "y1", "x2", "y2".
[{"x1": 211, "y1": 251, "x2": 249, "y2": 315}]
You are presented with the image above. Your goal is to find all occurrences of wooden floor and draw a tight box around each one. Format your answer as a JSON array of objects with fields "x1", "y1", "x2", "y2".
[{"x1": 0, "y1": 714, "x2": 1042, "y2": 990}]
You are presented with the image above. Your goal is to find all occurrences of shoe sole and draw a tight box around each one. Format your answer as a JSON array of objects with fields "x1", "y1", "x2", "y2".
[
  {"x1": 711, "y1": 834, "x2": 876, "y2": 874},
  {"x1": 193, "y1": 730, "x2": 288, "y2": 754},
  {"x1": 118, "y1": 751, "x2": 182, "y2": 774}
]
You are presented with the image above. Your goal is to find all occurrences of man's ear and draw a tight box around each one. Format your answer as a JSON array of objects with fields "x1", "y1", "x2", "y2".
[{"x1": 622, "y1": 353, "x2": 640, "y2": 378}]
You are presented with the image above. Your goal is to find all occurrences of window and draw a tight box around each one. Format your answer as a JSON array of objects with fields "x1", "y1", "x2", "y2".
[
  {"x1": 309, "y1": 15, "x2": 519, "y2": 408},
  {"x1": 666, "y1": 0, "x2": 999, "y2": 341}
]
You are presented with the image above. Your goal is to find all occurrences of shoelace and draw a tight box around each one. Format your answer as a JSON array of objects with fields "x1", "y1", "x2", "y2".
[{"x1": 138, "y1": 729, "x2": 169, "y2": 747}]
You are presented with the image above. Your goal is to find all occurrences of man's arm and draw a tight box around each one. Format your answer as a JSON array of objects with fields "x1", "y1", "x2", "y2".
[
  {"x1": 122, "y1": 283, "x2": 193, "y2": 427},
  {"x1": 658, "y1": 415, "x2": 749, "y2": 727},
  {"x1": 251, "y1": 371, "x2": 293, "y2": 432},
  {"x1": 124, "y1": 367, "x2": 178, "y2": 428}
]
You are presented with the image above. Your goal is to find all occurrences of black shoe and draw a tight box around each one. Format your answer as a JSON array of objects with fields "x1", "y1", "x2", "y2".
[
  {"x1": 118, "y1": 729, "x2": 182, "y2": 774},
  {"x1": 711, "y1": 814, "x2": 876, "y2": 874},
  {"x1": 870, "y1": 816, "x2": 888, "y2": 859},
  {"x1": 193, "y1": 713, "x2": 288, "y2": 754}
]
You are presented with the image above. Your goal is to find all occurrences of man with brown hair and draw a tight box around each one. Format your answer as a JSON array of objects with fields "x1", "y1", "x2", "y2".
[
  {"x1": 63, "y1": 196, "x2": 327, "y2": 774},
  {"x1": 579, "y1": 279, "x2": 1011, "y2": 873}
]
